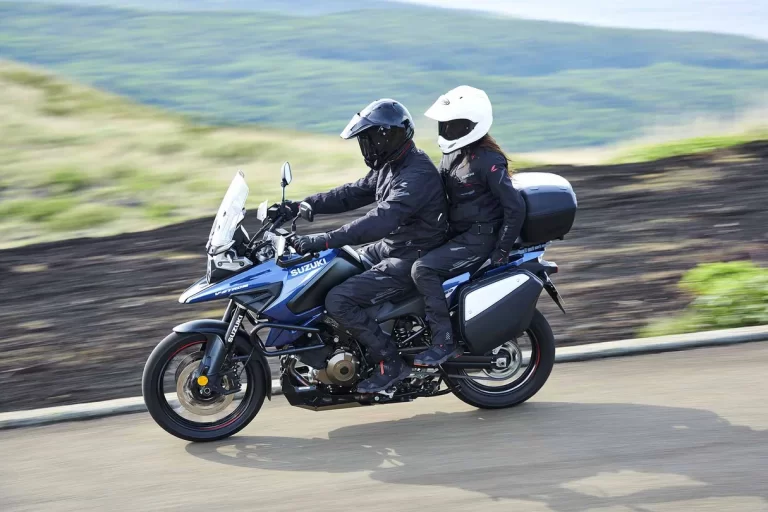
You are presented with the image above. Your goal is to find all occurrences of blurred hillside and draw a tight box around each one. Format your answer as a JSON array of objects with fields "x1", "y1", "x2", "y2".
[
  {"x1": 2, "y1": 1, "x2": 768, "y2": 150},
  {"x1": 0, "y1": 59, "x2": 370, "y2": 248},
  {"x1": 2, "y1": 58, "x2": 767, "y2": 248}
]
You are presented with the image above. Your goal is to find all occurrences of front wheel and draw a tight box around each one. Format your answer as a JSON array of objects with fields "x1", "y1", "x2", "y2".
[
  {"x1": 447, "y1": 309, "x2": 555, "y2": 409},
  {"x1": 142, "y1": 332, "x2": 266, "y2": 442}
]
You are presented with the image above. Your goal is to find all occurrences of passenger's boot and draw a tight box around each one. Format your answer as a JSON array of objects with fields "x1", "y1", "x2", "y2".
[
  {"x1": 356, "y1": 339, "x2": 411, "y2": 394},
  {"x1": 413, "y1": 330, "x2": 462, "y2": 366}
]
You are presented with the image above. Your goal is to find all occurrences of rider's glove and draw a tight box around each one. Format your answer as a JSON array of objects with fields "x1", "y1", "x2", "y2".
[
  {"x1": 490, "y1": 248, "x2": 509, "y2": 268},
  {"x1": 294, "y1": 233, "x2": 329, "y2": 254},
  {"x1": 282, "y1": 200, "x2": 301, "y2": 218}
]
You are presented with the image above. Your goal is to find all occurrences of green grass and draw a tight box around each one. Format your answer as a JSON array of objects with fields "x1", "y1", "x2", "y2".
[
  {"x1": 607, "y1": 131, "x2": 768, "y2": 164},
  {"x1": 0, "y1": 59, "x2": 370, "y2": 248},
  {"x1": 43, "y1": 167, "x2": 93, "y2": 193},
  {"x1": 641, "y1": 261, "x2": 768, "y2": 336},
  {"x1": 47, "y1": 203, "x2": 122, "y2": 231},
  {"x1": 0, "y1": 197, "x2": 79, "y2": 222},
  {"x1": 2, "y1": 1, "x2": 768, "y2": 150},
  {"x1": 143, "y1": 202, "x2": 175, "y2": 220}
]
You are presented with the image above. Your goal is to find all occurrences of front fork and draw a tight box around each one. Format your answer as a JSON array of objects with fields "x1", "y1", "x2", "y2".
[{"x1": 196, "y1": 301, "x2": 246, "y2": 395}]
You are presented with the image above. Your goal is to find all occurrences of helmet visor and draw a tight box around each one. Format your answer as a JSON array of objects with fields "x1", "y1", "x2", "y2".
[
  {"x1": 341, "y1": 113, "x2": 376, "y2": 139},
  {"x1": 438, "y1": 119, "x2": 477, "y2": 142}
]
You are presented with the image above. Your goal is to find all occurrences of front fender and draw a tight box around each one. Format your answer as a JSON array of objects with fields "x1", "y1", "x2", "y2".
[{"x1": 173, "y1": 319, "x2": 272, "y2": 400}]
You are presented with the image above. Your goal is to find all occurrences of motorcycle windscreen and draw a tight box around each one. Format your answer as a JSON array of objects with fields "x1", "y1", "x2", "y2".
[{"x1": 208, "y1": 171, "x2": 249, "y2": 255}]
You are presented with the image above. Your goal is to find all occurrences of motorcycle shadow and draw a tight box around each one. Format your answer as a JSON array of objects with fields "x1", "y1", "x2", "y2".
[{"x1": 186, "y1": 402, "x2": 768, "y2": 510}]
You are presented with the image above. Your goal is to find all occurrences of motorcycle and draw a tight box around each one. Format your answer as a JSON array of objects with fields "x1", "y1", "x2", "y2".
[{"x1": 142, "y1": 162, "x2": 577, "y2": 442}]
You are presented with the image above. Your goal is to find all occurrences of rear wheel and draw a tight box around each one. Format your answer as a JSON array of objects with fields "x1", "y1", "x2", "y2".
[
  {"x1": 142, "y1": 332, "x2": 266, "y2": 442},
  {"x1": 447, "y1": 309, "x2": 555, "y2": 409}
]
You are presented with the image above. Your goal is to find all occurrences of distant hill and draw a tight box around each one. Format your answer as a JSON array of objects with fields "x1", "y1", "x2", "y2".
[
  {"x1": 27, "y1": 0, "x2": 408, "y2": 14},
  {"x1": 2, "y1": 1, "x2": 768, "y2": 150},
  {"x1": 408, "y1": 0, "x2": 768, "y2": 41}
]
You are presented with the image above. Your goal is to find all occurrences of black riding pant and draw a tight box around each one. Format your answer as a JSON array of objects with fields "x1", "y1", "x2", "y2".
[
  {"x1": 325, "y1": 241, "x2": 417, "y2": 363},
  {"x1": 411, "y1": 231, "x2": 496, "y2": 345}
]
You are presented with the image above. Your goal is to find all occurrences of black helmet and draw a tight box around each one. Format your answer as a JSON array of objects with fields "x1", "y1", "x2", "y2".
[{"x1": 341, "y1": 99, "x2": 415, "y2": 170}]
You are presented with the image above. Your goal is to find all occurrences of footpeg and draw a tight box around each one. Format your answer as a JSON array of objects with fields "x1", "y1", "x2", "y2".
[{"x1": 408, "y1": 367, "x2": 439, "y2": 379}]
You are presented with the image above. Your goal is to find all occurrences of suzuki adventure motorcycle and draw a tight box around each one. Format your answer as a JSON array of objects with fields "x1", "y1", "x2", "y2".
[{"x1": 142, "y1": 162, "x2": 577, "y2": 442}]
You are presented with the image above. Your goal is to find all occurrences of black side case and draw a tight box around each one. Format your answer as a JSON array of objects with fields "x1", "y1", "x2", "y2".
[{"x1": 458, "y1": 270, "x2": 543, "y2": 355}]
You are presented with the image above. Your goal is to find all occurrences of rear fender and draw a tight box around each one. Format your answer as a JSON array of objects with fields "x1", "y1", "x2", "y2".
[
  {"x1": 518, "y1": 259, "x2": 566, "y2": 314},
  {"x1": 173, "y1": 319, "x2": 272, "y2": 399}
]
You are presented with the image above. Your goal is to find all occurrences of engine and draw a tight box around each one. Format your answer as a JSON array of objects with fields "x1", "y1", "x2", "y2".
[
  {"x1": 288, "y1": 316, "x2": 426, "y2": 389},
  {"x1": 311, "y1": 350, "x2": 360, "y2": 386},
  {"x1": 290, "y1": 335, "x2": 362, "y2": 388}
]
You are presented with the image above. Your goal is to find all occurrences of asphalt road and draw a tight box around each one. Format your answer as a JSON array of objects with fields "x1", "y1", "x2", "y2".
[{"x1": 2, "y1": 344, "x2": 767, "y2": 512}]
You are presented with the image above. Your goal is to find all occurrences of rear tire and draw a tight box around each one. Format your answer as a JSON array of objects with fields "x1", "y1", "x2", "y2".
[
  {"x1": 142, "y1": 332, "x2": 266, "y2": 442},
  {"x1": 448, "y1": 309, "x2": 555, "y2": 409}
]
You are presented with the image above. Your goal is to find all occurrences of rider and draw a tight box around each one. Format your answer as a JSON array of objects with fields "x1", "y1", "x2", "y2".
[
  {"x1": 412, "y1": 85, "x2": 527, "y2": 366},
  {"x1": 290, "y1": 99, "x2": 448, "y2": 393}
]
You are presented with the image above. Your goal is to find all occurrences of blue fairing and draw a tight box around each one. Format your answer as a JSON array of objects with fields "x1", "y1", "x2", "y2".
[
  {"x1": 178, "y1": 244, "x2": 547, "y2": 348},
  {"x1": 180, "y1": 248, "x2": 338, "y2": 310}
]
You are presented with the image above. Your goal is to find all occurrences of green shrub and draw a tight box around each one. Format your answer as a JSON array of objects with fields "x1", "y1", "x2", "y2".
[
  {"x1": 113, "y1": 167, "x2": 161, "y2": 193},
  {"x1": 47, "y1": 204, "x2": 120, "y2": 231},
  {"x1": 641, "y1": 261, "x2": 768, "y2": 336},
  {"x1": 0, "y1": 197, "x2": 77, "y2": 222},
  {"x1": 40, "y1": 101, "x2": 78, "y2": 117},
  {"x1": 144, "y1": 203, "x2": 175, "y2": 219},
  {"x1": 202, "y1": 142, "x2": 271, "y2": 162},
  {"x1": 1, "y1": 69, "x2": 52, "y2": 88},
  {"x1": 45, "y1": 168, "x2": 93, "y2": 193},
  {"x1": 154, "y1": 141, "x2": 187, "y2": 155}
]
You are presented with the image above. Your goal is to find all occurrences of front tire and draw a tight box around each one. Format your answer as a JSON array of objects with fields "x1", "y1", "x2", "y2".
[
  {"x1": 142, "y1": 332, "x2": 266, "y2": 442},
  {"x1": 447, "y1": 309, "x2": 555, "y2": 409}
]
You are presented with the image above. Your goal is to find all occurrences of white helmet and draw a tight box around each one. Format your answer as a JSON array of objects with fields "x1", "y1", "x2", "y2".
[{"x1": 424, "y1": 85, "x2": 493, "y2": 154}]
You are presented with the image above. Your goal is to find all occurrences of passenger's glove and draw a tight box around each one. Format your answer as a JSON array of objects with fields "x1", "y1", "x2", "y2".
[
  {"x1": 294, "y1": 233, "x2": 329, "y2": 254},
  {"x1": 490, "y1": 248, "x2": 509, "y2": 267}
]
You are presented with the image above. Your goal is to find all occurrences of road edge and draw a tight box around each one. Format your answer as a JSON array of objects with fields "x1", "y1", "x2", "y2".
[{"x1": 2, "y1": 324, "x2": 767, "y2": 430}]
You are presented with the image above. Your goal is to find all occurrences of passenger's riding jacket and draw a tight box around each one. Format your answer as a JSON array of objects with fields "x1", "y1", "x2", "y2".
[
  {"x1": 440, "y1": 146, "x2": 526, "y2": 253},
  {"x1": 305, "y1": 144, "x2": 448, "y2": 257}
]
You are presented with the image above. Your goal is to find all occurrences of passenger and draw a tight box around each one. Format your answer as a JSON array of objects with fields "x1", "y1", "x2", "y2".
[{"x1": 412, "y1": 86, "x2": 526, "y2": 366}]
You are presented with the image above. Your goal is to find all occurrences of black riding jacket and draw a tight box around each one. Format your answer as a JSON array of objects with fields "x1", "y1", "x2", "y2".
[
  {"x1": 440, "y1": 145, "x2": 526, "y2": 253},
  {"x1": 305, "y1": 145, "x2": 448, "y2": 258}
]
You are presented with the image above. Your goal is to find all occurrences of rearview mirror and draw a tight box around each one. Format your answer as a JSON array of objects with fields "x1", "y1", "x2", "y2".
[
  {"x1": 299, "y1": 201, "x2": 314, "y2": 222},
  {"x1": 281, "y1": 162, "x2": 292, "y2": 186}
]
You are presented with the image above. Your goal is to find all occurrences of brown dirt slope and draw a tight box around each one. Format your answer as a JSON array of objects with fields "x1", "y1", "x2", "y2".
[{"x1": 1, "y1": 141, "x2": 766, "y2": 411}]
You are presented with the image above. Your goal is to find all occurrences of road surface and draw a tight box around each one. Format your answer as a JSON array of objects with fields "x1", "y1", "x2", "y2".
[{"x1": 2, "y1": 344, "x2": 767, "y2": 511}]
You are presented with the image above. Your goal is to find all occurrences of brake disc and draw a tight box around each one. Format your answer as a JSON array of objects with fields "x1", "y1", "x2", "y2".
[
  {"x1": 176, "y1": 360, "x2": 234, "y2": 416},
  {"x1": 485, "y1": 341, "x2": 523, "y2": 380}
]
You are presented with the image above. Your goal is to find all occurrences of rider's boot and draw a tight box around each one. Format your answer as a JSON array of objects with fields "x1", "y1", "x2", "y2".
[
  {"x1": 413, "y1": 330, "x2": 462, "y2": 367},
  {"x1": 356, "y1": 336, "x2": 410, "y2": 394}
]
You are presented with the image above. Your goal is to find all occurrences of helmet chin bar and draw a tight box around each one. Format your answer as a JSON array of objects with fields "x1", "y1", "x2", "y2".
[
  {"x1": 358, "y1": 126, "x2": 410, "y2": 170},
  {"x1": 438, "y1": 119, "x2": 478, "y2": 142}
]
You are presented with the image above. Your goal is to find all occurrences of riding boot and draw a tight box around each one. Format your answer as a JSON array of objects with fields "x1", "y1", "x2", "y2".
[
  {"x1": 413, "y1": 330, "x2": 462, "y2": 366},
  {"x1": 356, "y1": 334, "x2": 411, "y2": 394}
]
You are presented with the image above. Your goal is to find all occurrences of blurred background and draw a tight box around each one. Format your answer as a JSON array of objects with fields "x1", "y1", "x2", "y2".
[{"x1": 0, "y1": 0, "x2": 766, "y2": 412}]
